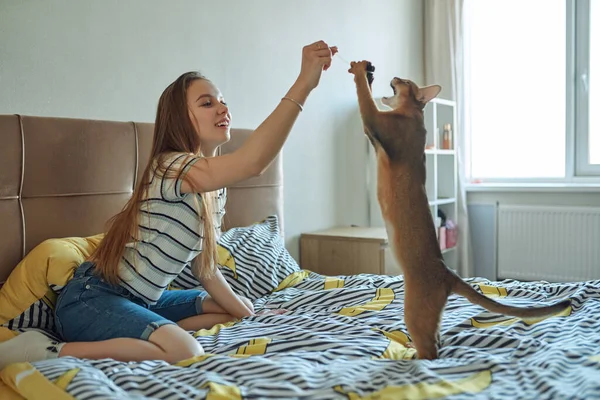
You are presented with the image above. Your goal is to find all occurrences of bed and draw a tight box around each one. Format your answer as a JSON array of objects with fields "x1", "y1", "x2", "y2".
[{"x1": 1, "y1": 114, "x2": 599, "y2": 400}]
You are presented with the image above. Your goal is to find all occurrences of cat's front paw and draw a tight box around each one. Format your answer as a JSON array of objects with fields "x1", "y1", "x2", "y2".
[{"x1": 348, "y1": 60, "x2": 370, "y2": 75}]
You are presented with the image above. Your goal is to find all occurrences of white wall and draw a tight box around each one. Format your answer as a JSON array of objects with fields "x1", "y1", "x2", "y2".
[{"x1": 0, "y1": 0, "x2": 424, "y2": 260}]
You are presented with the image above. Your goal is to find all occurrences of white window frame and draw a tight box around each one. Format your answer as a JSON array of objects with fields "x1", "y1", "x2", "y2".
[
  {"x1": 574, "y1": 0, "x2": 600, "y2": 176},
  {"x1": 465, "y1": 0, "x2": 600, "y2": 185}
]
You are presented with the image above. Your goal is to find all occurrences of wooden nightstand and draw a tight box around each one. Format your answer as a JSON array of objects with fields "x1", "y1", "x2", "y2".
[{"x1": 299, "y1": 226, "x2": 401, "y2": 276}]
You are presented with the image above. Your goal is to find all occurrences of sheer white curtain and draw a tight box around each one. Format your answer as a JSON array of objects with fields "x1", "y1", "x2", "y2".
[{"x1": 424, "y1": 0, "x2": 473, "y2": 277}]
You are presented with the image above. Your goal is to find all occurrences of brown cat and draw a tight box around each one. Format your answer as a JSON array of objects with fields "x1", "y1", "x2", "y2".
[{"x1": 348, "y1": 61, "x2": 572, "y2": 360}]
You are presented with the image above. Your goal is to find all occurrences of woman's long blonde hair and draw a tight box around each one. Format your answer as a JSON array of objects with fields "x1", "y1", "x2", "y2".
[{"x1": 90, "y1": 71, "x2": 218, "y2": 283}]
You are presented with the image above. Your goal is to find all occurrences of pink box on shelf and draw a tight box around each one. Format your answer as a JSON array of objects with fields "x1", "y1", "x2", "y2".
[
  {"x1": 446, "y1": 220, "x2": 457, "y2": 249},
  {"x1": 438, "y1": 227, "x2": 447, "y2": 250}
]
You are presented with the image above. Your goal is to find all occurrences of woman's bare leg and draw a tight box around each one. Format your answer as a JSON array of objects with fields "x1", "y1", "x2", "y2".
[
  {"x1": 0, "y1": 325, "x2": 203, "y2": 368},
  {"x1": 0, "y1": 296, "x2": 247, "y2": 367},
  {"x1": 177, "y1": 313, "x2": 236, "y2": 331},
  {"x1": 60, "y1": 297, "x2": 238, "y2": 360},
  {"x1": 59, "y1": 324, "x2": 203, "y2": 363}
]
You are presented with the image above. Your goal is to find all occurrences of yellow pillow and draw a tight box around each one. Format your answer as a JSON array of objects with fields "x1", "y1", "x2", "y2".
[{"x1": 0, "y1": 235, "x2": 103, "y2": 326}]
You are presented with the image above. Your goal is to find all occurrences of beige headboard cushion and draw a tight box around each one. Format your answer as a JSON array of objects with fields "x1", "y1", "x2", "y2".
[{"x1": 0, "y1": 114, "x2": 283, "y2": 283}]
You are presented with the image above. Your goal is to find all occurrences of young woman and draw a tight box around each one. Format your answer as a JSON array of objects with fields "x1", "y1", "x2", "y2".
[{"x1": 0, "y1": 40, "x2": 337, "y2": 367}]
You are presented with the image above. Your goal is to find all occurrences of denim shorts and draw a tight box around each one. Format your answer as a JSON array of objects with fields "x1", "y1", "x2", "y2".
[{"x1": 54, "y1": 262, "x2": 208, "y2": 342}]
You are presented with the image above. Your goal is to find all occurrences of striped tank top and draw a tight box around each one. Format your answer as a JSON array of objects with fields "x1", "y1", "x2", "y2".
[{"x1": 117, "y1": 153, "x2": 226, "y2": 304}]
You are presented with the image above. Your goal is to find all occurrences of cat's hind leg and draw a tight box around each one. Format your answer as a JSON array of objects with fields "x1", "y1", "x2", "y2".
[{"x1": 404, "y1": 289, "x2": 446, "y2": 360}]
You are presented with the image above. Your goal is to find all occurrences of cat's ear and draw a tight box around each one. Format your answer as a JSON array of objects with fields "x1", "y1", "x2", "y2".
[{"x1": 417, "y1": 85, "x2": 441, "y2": 104}]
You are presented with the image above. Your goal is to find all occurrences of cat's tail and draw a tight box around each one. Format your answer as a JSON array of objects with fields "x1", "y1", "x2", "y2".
[{"x1": 450, "y1": 274, "x2": 571, "y2": 319}]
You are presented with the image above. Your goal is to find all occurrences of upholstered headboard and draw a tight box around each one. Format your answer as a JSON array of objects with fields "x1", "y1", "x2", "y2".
[{"x1": 0, "y1": 114, "x2": 283, "y2": 283}]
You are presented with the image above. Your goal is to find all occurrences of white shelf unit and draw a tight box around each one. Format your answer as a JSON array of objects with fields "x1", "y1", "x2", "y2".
[
  {"x1": 367, "y1": 98, "x2": 459, "y2": 266},
  {"x1": 425, "y1": 98, "x2": 459, "y2": 265}
]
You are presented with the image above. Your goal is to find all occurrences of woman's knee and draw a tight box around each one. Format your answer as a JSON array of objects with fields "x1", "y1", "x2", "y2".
[{"x1": 148, "y1": 324, "x2": 204, "y2": 363}]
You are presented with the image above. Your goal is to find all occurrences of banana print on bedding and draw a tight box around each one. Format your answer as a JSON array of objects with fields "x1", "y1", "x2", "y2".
[
  {"x1": 201, "y1": 381, "x2": 242, "y2": 400},
  {"x1": 273, "y1": 270, "x2": 310, "y2": 292},
  {"x1": 217, "y1": 245, "x2": 238, "y2": 279},
  {"x1": 475, "y1": 284, "x2": 508, "y2": 298},
  {"x1": 324, "y1": 277, "x2": 345, "y2": 290},
  {"x1": 373, "y1": 328, "x2": 416, "y2": 360},
  {"x1": 234, "y1": 338, "x2": 272, "y2": 356},
  {"x1": 333, "y1": 370, "x2": 492, "y2": 400},
  {"x1": 338, "y1": 288, "x2": 395, "y2": 317},
  {"x1": 53, "y1": 368, "x2": 80, "y2": 390},
  {"x1": 175, "y1": 354, "x2": 216, "y2": 367},
  {"x1": 193, "y1": 321, "x2": 238, "y2": 337}
]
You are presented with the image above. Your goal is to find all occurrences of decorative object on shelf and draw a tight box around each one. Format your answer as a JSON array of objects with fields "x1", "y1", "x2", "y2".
[
  {"x1": 442, "y1": 123, "x2": 453, "y2": 150},
  {"x1": 439, "y1": 225, "x2": 447, "y2": 251},
  {"x1": 446, "y1": 219, "x2": 458, "y2": 249},
  {"x1": 437, "y1": 205, "x2": 458, "y2": 251},
  {"x1": 437, "y1": 209, "x2": 447, "y2": 251}
]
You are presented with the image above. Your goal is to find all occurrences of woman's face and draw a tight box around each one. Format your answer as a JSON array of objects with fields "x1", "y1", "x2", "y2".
[{"x1": 186, "y1": 79, "x2": 231, "y2": 156}]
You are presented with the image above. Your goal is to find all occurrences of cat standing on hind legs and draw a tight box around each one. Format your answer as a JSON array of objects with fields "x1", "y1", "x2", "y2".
[{"x1": 347, "y1": 60, "x2": 572, "y2": 360}]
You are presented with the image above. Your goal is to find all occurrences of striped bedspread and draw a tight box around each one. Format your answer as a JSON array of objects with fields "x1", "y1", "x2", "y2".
[{"x1": 2, "y1": 272, "x2": 599, "y2": 399}]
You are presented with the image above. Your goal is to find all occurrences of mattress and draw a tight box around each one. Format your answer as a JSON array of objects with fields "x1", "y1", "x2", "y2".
[{"x1": 2, "y1": 272, "x2": 599, "y2": 400}]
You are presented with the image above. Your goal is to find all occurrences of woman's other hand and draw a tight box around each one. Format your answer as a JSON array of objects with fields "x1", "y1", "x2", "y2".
[
  {"x1": 296, "y1": 40, "x2": 338, "y2": 91},
  {"x1": 238, "y1": 295, "x2": 255, "y2": 315},
  {"x1": 255, "y1": 309, "x2": 288, "y2": 316}
]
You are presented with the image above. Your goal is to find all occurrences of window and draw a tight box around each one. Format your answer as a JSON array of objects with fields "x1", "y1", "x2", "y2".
[
  {"x1": 465, "y1": 0, "x2": 599, "y2": 181},
  {"x1": 583, "y1": 0, "x2": 600, "y2": 168}
]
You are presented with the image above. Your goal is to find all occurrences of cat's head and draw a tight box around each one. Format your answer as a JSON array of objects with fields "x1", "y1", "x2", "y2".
[{"x1": 381, "y1": 77, "x2": 441, "y2": 111}]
